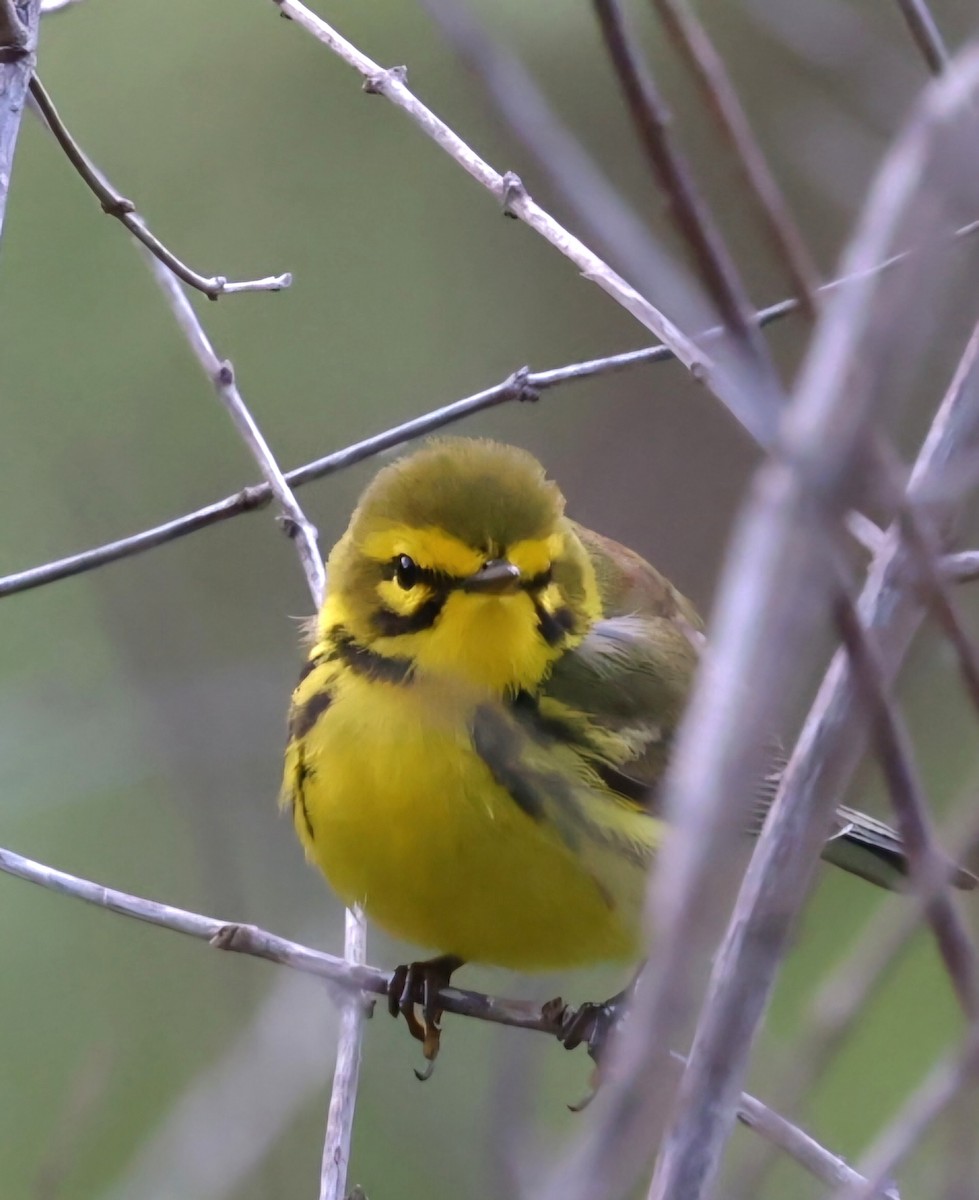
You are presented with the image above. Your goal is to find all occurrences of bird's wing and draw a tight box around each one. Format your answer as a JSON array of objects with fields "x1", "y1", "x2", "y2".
[{"x1": 537, "y1": 522, "x2": 703, "y2": 806}]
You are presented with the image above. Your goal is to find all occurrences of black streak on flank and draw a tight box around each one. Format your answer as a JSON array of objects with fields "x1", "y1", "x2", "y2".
[
  {"x1": 535, "y1": 601, "x2": 575, "y2": 646},
  {"x1": 294, "y1": 748, "x2": 316, "y2": 842},
  {"x1": 289, "y1": 689, "x2": 333, "y2": 741},
  {"x1": 472, "y1": 703, "x2": 546, "y2": 822}
]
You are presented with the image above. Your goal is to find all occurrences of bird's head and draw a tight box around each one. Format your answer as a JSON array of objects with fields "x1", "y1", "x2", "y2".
[{"x1": 319, "y1": 439, "x2": 601, "y2": 694}]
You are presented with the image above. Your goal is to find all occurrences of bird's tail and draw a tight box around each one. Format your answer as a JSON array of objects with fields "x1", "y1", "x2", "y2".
[{"x1": 822, "y1": 806, "x2": 977, "y2": 891}]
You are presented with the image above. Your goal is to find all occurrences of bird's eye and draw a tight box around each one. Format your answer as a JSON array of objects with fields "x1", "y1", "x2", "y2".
[{"x1": 394, "y1": 555, "x2": 418, "y2": 590}]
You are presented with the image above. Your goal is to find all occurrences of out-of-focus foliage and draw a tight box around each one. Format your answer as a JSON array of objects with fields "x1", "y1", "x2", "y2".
[{"x1": 1, "y1": 2, "x2": 978, "y2": 1197}]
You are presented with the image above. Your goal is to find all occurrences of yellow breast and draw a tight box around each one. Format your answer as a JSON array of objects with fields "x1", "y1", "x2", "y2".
[{"x1": 289, "y1": 670, "x2": 637, "y2": 970}]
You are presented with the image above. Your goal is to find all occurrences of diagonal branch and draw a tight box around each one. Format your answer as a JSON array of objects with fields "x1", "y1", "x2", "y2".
[
  {"x1": 266, "y1": 0, "x2": 761, "y2": 430},
  {"x1": 648, "y1": 0, "x2": 820, "y2": 317},
  {"x1": 6, "y1": 214, "x2": 979, "y2": 602},
  {"x1": 28, "y1": 75, "x2": 291, "y2": 299},
  {"x1": 147, "y1": 257, "x2": 325, "y2": 604},
  {"x1": 834, "y1": 586, "x2": 979, "y2": 1018},
  {"x1": 144, "y1": 261, "x2": 363, "y2": 1200},
  {"x1": 591, "y1": 0, "x2": 780, "y2": 387},
  {"x1": 892, "y1": 0, "x2": 950, "y2": 76},
  {"x1": 545, "y1": 44, "x2": 979, "y2": 1200}
]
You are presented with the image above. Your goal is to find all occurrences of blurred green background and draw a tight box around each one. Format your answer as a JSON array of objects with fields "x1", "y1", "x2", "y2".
[{"x1": 2, "y1": 1, "x2": 979, "y2": 1197}]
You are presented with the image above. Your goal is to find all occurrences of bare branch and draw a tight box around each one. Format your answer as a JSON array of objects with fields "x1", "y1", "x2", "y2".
[
  {"x1": 147, "y1": 257, "x2": 325, "y2": 605},
  {"x1": 268, "y1": 0, "x2": 743, "y2": 420},
  {"x1": 735, "y1": 1092, "x2": 898, "y2": 1199},
  {"x1": 840, "y1": 1030, "x2": 979, "y2": 1200},
  {"x1": 833, "y1": 586, "x2": 979, "y2": 1017},
  {"x1": 649, "y1": 0, "x2": 820, "y2": 318},
  {"x1": 893, "y1": 0, "x2": 950, "y2": 76},
  {"x1": 319, "y1": 909, "x2": 367, "y2": 1200},
  {"x1": 591, "y1": 0, "x2": 781, "y2": 386},
  {"x1": 40, "y1": 0, "x2": 85, "y2": 10},
  {"x1": 736, "y1": 784, "x2": 979, "y2": 1198},
  {"x1": 0, "y1": 841, "x2": 891, "y2": 1197},
  {"x1": 543, "y1": 45, "x2": 979, "y2": 1200},
  {"x1": 7, "y1": 215, "x2": 979, "y2": 601},
  {"x1": 28, "y1": 75, "x2": 291, "y2": 299}
]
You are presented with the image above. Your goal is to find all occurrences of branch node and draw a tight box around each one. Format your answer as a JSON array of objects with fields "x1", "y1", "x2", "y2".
[
  {"x1": 210, "y1": 922, "x2": 252, "y2": 951},
  {"x1": 278, "y1": 514, "x2": 301, "y2": 540},
  {"x1": 236, "y1": 483, "x2": 271, "y2": 512},
  {"x1": 499, "y1": 170, "x2": 526, "y2": 218},
  {"x1": 101, "y1": 195, "x2": 135, "y2": 218},
  {"x1": 506, "y1": 365, "x2": 538, "y2": 403},
  {"x1": 362, "y1": 64, "x2": 407, "y2": 95},
  {"x1": 217, "y1": 359, "x2": 235, "y2": 387}
]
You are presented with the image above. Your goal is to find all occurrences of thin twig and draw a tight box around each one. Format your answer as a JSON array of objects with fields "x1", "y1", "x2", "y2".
[
  {"x1": 733, "y1": 781, "x2": 979, "y2": 1199},
  {"x1": 591, "y1": 0, "x2": 780, "y2": 388},
  {"x1": 40, "y1": 0, "x2": 85, "y2": 10},
  {"x1": 833, "y1": 586, "x2": 979, "y2": 1018},
  {"x1": 148, "y1": 258, "x2": 325, "y2": 604},
  {"x1": 0, "y1": 842, "x2": 894, "y2": 1197},
  {"x1": 735, "y1": 1094, "x2": 898, "y2": 1199},
  {"x1": 649, "y1": 0, "x2": 820, "y2": 317},
  {"x1": 896, "y1": 505, "x2": 979, "y2": 713},
  {"x1": 893, "y1": 0, "x2": 950, "y2": 76},
  {"x1": 268, "y1": 0, "x2": 744, "y2": 422},
  {"x1": 421, "y1": 0, "x2": 776, "y2": 443},
  {"x1": 6, "y1": 215, "x2": 979, "y2": 601},
  {"x1": 319, "y1": 909, "x2": 367, "y2": 1200},
  {"x1": 838, "y1": 1028, "x2": 979, "y2": 1200},
  {"x1": 28, "y1": 75, "x2": 291, "y2": 299},
  {"x1": 146, "y1": 260, "x2": 361, "y2": 1197}
]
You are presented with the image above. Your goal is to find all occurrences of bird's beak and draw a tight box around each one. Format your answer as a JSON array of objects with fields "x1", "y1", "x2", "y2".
[{"x1": 461, "y1": 558, "x2": 522, "y2": 595}]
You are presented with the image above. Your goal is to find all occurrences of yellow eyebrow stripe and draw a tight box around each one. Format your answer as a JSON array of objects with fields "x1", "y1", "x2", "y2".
[
  {"x1": 362, "y1": 526, "x2": 484, "y2": 577},
  {"x1": 509, "y1": 533, "x2": 564, "y2": 577}
]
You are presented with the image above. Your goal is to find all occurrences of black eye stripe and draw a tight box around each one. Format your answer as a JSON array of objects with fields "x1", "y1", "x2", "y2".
[
  {"x1": 380, "y1": 560, "x2": 455, "y2": 589},
  {"x1": 373, "y1": 594, "x2": 447, "y2": 636},
  {"x1": 522, "y1": 568, "x2": 553, "y2": 592},
  {"x1": 380, "y1": 561, "x2": 554, "y2": 591}
]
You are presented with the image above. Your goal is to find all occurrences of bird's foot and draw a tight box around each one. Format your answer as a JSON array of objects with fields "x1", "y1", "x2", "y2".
[
  {"x1": 543, "y1": 987, "x2": 633, "y2": 1110},
  {"x1": 387, "y1": 954, "x2": 463, "y2": 1080}
]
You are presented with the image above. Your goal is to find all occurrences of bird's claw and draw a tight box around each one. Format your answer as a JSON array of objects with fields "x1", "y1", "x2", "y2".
[
  {"x1": 387, "y1": 955, "x2": 463, "y2": 1078},
  {"x1": 544, "y1": 988, "x2": 632, "y2": 1109}
]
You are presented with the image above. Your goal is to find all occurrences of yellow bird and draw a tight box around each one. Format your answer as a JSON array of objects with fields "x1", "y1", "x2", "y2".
[{"x1": 282, "y1": 438, "x2": 973, "y2": 1062}]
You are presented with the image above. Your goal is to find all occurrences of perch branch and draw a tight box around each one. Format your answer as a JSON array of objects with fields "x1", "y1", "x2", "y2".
[
  {"x1": 0, "y1": 841, "x2": 893, "y2": 1197},
  {"x1": 28, "y1": 75, "x2": 291, "y2": 299}
]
